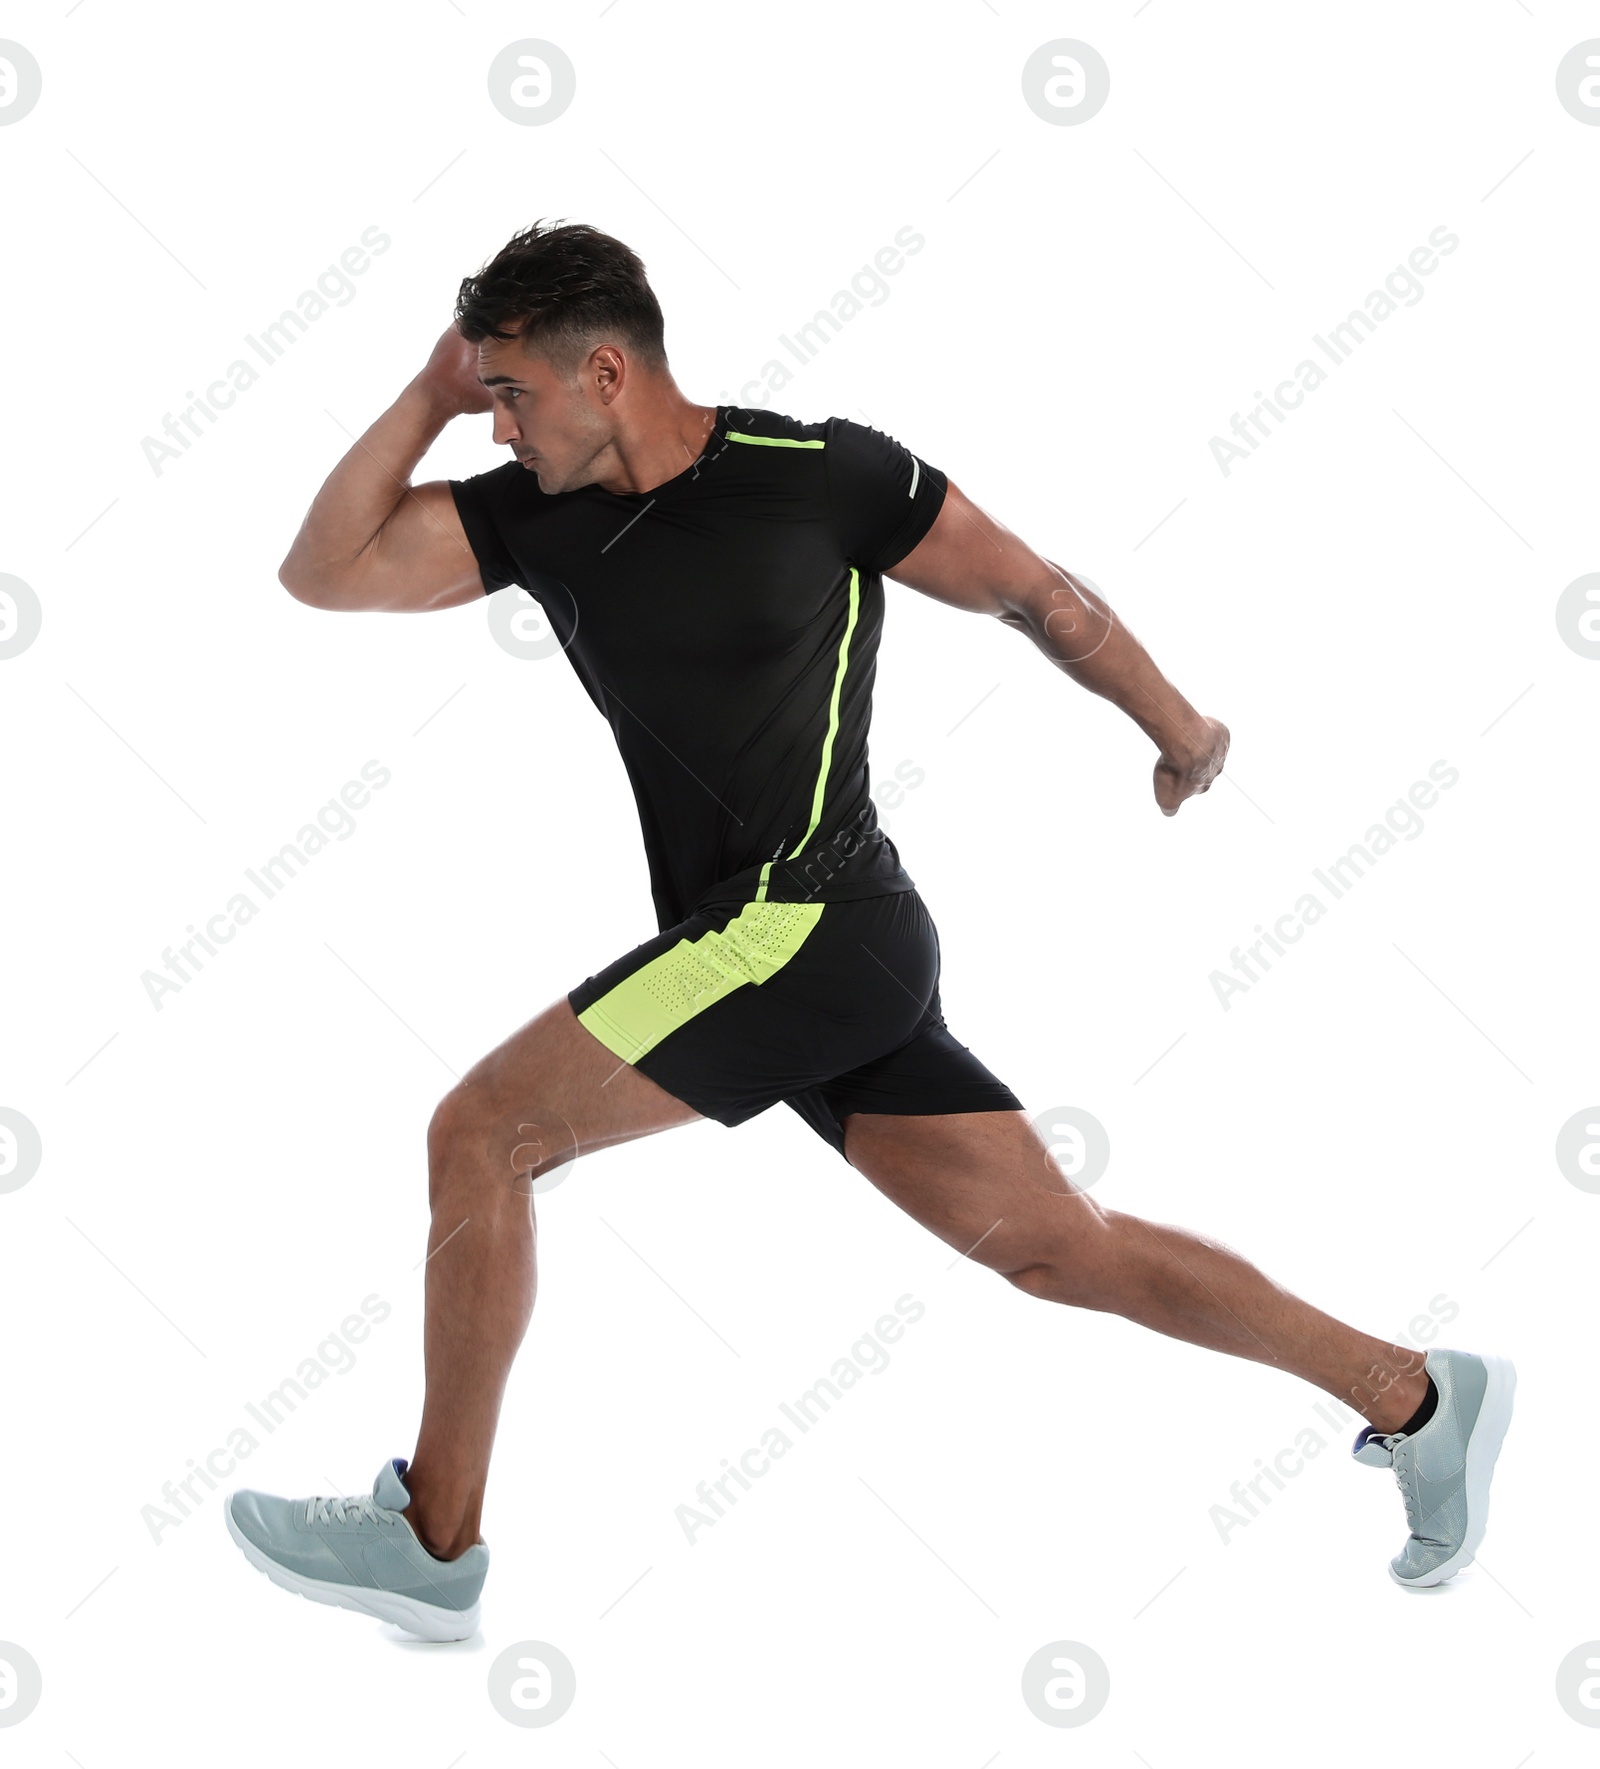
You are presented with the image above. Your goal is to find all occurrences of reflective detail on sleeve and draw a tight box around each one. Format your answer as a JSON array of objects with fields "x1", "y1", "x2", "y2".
[
  {"x1": 576, "y1": 899, "x2": 825, "y2": 1064},
  {"x1": 908, "y1": 454, "x2": 920, "y2": 498}
]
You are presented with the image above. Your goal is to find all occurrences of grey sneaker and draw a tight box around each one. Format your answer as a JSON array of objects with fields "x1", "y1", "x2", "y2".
[
  {"x1": 225, "y1": 1457, "x2": 487, "y2": 1641},
  {"x1": 1351, "y1": 1347, "x2": 1515, "y2": 1588}
]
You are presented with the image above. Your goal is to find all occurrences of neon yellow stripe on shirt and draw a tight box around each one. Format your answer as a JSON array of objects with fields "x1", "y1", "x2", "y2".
[
  {"x1": 787, "y1": 566, "x2": 860, "y2": 861},
  {"x1": 725, "y1": 431, "x2": 825, "y2": 449}
]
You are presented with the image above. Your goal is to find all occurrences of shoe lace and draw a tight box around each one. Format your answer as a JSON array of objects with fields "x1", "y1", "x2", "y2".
[
  {"x1": 304, "y1": 1491, "x2": 390, "y2": 1528},
  {"x1": 1387, "y1": 1436, "x2": 1422, "y2": 1531}
]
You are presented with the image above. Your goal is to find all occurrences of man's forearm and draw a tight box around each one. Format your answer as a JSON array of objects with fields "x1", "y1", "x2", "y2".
[
  {"x1": 1018, "y1": 558, "x2": 1210, "y2": 761},
  {"x1": 280, "y1": 381, "x2": 455, "y2": 589}
]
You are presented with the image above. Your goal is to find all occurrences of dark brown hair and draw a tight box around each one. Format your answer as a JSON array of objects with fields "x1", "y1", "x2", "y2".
[{"x1": 454, "y1": 219, "x2": 668, "y2": 374}]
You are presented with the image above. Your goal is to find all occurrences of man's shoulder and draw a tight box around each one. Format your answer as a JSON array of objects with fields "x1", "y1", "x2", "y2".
[
  {"x1": 722, "y1": 408, "x2": 922, "y2": 462},
  {"x1": 449, "y1": 455, "x2": 532, "y2": 505},
  {"x1": 720, "y1": 404, "x2": 836, "y2": 449}
]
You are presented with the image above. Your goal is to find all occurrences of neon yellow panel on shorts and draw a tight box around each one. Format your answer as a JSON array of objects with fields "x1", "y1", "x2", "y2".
[{"x1": 577, "y1": 899, "x2": 825, "y2": 1065}]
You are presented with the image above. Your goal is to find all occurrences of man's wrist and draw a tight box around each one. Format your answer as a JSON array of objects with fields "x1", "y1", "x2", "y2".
[
  {"x1": 1152, "y1": 705, "x2": 1213, "y2": 766},
  {"x1": 399, "y1": 376, "x2": 465, "y2": 431}
]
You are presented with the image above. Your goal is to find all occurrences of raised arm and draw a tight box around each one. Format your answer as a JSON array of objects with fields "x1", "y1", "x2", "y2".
[
  {"x1": 887, "y1": 479, "x2": 1229, "y2": 816},
  {"x1": 278, "y1": 328, "x2": 494, "y2": 613}
]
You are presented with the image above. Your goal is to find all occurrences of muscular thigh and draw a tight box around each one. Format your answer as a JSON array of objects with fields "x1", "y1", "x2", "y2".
[
  {"x1": 842, "y1": 1109, "x2": 1108, "y2": 1277},
  {"x1": 434, "y1": 997, "x2": 704, "y2": 1183}
]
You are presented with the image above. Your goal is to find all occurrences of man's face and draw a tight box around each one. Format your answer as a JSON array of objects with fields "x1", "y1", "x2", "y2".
[{"x1": 476, "y1": 332, "x2": 608, "y2": 494}]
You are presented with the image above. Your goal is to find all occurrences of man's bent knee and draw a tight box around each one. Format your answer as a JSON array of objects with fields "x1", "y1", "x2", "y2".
[{"x1": 428, "y1": 1084, "x2": 577, "y2": 1203}]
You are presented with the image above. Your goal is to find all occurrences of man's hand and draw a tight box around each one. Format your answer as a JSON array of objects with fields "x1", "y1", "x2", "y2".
[
  {"x1": 411, "y1": 324, "x2": 494, "y2": 418},
  {"x1": 1153, "y1": 716, "x2": 1229, "y2": 817}
]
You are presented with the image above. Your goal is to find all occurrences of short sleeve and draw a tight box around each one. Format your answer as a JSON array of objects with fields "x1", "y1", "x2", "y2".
[
  {"x1": 823, "y1": 416, "x2": 948, "y2": 575},
  {"x1": 449, "y1": 464, "x2": 526, "y2": 595}
]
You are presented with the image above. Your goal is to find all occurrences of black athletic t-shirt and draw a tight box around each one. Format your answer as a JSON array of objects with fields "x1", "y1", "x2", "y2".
[{"x1": 449, "y1": 406, "x2": 948, "y2": 932}]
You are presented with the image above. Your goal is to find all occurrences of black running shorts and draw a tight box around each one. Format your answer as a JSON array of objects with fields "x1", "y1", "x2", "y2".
[{"x1": 567, "y1": 888, "x2": 1024, "y2": 1158}]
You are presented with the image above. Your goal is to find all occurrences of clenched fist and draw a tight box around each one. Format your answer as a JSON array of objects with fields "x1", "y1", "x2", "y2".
[
  {"x1": 413, "y1": 324, "x2": 495, "y2": 418},
  {"x1": 1153, "y1": 716, "x2": 1230, "y2": 817}
]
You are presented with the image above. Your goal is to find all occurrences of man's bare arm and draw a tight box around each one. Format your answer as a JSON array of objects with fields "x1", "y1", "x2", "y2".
[
  {"x1": 887, "y1": 479, "x2": 1229, "y2": 815},
  {"x1": 279, "y1": 328, "x2": 494, "y2": 614}
]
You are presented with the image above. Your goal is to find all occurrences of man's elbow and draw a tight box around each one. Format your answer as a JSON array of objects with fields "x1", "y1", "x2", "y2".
[
  {"x1": 279, "y1": 557, "x2": 347, "y2": 610},
  {"x1": 279, "y1": 552, "x2": 314, "y2": 601}
]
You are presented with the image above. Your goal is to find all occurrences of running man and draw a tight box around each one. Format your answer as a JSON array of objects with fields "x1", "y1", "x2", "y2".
[{"x1": 224, "y1": 221, "x2": 1514, "y2": 1640}]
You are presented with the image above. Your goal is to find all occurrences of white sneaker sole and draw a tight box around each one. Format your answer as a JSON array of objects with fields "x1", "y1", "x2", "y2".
[
  {"x1": 1390, "y1": 1353, "x2": 1516, "y2": 1589},
  {"x1": 225, "y1": 1503, "x2": 480, "y2": 1642}
]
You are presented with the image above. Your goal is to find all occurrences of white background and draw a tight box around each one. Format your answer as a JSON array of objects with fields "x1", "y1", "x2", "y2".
[{"x1": 2, "y1": 1, "x2": 1597, "y2": 1761}]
